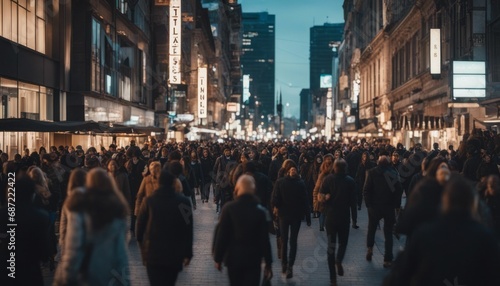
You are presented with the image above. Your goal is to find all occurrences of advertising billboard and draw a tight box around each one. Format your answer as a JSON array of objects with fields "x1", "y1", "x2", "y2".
[{"x1": 452, "y1": 61, "x2": 486, "y2": 99}]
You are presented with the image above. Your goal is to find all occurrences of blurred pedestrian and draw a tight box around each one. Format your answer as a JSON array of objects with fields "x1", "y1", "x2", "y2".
[
  {"x1": 364, "y1": 156, "x2": 403, "y2": 268},
  {"x1": 384, "y1": 175, "x2": 500, "y2": 286},
  {"x1": 213, "y1": 175, "x2": 273, "y2": 286},
  {"x1": 272, "y1": 161, "x2": 310, "y2": 278},
  {"x1": 319, "y1": 159, "x2": 357, "y2": 286},
  {"x1": 55, "y1": 168, "x2": 130, "y2": 286},
  {"x1": 0, "y1": 177, "x2": 51, "y2": 286},
  {"x1": 136, "y1": 170, "x2": 193, "y2": 286}
]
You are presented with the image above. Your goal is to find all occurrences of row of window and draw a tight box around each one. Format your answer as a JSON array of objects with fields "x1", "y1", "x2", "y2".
[
  {"x1": 0, "y1": 0, "x2": 46, "y2": 54},
  {"x1": 91, "y1": 17, "x2": 148, "y2": 104}
]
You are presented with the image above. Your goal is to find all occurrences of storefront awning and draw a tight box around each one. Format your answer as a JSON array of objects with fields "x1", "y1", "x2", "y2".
[
  {"x1": 0, "y1": 118, "x2": 108, "y2": 132},
  {"x1": 0, "y1": 118, "x2": 163, "y2": 135}
]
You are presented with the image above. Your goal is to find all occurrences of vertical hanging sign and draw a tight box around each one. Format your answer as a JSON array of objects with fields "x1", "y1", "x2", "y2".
[
  {"x1": 198, "y1": 67, "x2": 207, "y2": 118},
  {"x1": 169, "y1": 0, "x2": 181, "y2": 84},
  {"x1": 430, "y1": 29, "x2": 441, "y2": 76}
]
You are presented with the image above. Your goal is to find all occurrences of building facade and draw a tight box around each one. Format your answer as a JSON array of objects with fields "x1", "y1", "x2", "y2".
[
  {"x1": 338, "y1": 0, "x2": 494, "y2": 149},
  {"x1": 309, "y1": 23, "x2": 344, "y2": 132}
]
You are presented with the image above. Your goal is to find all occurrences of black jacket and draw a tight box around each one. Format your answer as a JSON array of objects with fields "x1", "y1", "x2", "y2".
[
  {"x1": 213, "y1": 194, "x2": 272, "y2": 268},
  {"x1": 136, "y1": 187, "x2": 193, "y2": 270},
  {"x1": 272, "y1": 175, "x2": 310, "y2": 221},
  {"x1": 0, "y1": 204, "x2": 50, "y2": 286},
  {"x1": 386, "y1": 212, "x2": 500, "y2": 286},
  {"x1": 363, "y1": 165, "x2": 403, "y2": 209},
  {"x1": 355, "y1": 161, "x2": 376, "y2": 193},
  {"x1": 320, "y1": 173, "x2": 357, "y2": 225}
]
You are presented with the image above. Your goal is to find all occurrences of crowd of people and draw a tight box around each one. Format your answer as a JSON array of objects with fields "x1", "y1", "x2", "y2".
[{"x1": 1, "y1": 128, "x2": 500, "y2": 285}]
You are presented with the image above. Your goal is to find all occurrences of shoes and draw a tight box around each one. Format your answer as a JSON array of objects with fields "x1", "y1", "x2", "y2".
[
  {"x1": 330, "y1": 280, "x2": 338, "y2": 286},
  {"x1": 383, "y1": 261, "x2": 392, "y2": 268},
  {"x1": 320, "y1": 227, "x2": 325, "y2": 231},
  {"x1": 286, "y1": 266, "x2": 293, "y2": 279},
  {"x1": 277, "y1": 239, "x2": 282, "y2": 260},
  {"x1": 352, "y1": 224, "x2": 359, "y2": 229},
  {"x1": 336, "y1": 263, "x2": 344, "y2": 276},
  {"x1": 366, "y1": 247, "x2": 373, "y2": 261},
  {"x1": 358, "y1": 206, "x2": 361, "y2": 211}
]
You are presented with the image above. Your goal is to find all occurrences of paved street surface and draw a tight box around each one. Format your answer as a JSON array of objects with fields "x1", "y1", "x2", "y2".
[{"x1": 44, "y1": 195, "x2": 404, "y2": 286}]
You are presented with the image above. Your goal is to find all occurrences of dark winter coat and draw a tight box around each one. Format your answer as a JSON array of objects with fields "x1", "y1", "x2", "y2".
[
  {"x1": 136, "y1": 186, "x2": 193, "y2": 269},
  {"x1": 386, "y1": 212, "x2": 500, "y2": 286},
  {"x1": 272, "y1": 175, "x2": 310, "y2": 221},
  {"x1": 320, "y1": 173, "x2": 357, "y2": 225},
  {"x1": 363, "y1": 165, "x2": 403, "y2": 210},
  {"x1": 213, "y1": 194, "x2": 272, "y2": 268}
]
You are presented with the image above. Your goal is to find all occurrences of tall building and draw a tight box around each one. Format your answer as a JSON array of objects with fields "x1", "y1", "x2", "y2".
[
  {"x1": 241, "y1": 12, "x2": 275, "y2": 129},
  {"x1": 310, "y1": 23, "x2": 344, "y2": 93},
  {"x1": 309, "y1": 23, "x2": 344, "y2": 131}
]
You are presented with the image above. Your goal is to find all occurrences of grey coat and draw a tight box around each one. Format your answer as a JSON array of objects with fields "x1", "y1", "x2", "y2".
[{"x1": 54, "y1": 212, "x2": 129, "y2": 286}]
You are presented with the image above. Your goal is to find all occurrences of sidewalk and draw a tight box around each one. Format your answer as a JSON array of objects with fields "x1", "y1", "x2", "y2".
[{"x1": 44, "y1": 196, "x2": 402, "y2": 285}]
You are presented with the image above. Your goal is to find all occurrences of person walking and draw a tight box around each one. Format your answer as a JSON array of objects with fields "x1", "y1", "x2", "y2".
[
  {"x1": 54, "y1": 168, "x2": 130, "y2": 286},
  {"x1": 0, "y1": 178, "x2": 51, "y2": 286},
  {"x1": 272, "y1": 161, "x2": 311, "y2": 278},
  {"x1": 384, "y1": 175, "x2": 500, "y2": 286},
  {"x1": 318, "y1": 159, "x2": 357, "y2": 286},
  {"x1": 136, "y1": 170, "x2": 193, "y2": 286},
  {"x1": 134, "y1": 161, "x2": 161, "y2": 215},
  {"x1": 313, "y1": 154, "x2": 335, "y2": 230},
  {"x1": 213, "y1": 174, "x2": 273, "y2": 286},
  {"x1": 364, "y1": 156, "x2": 403, "y2": 268}
]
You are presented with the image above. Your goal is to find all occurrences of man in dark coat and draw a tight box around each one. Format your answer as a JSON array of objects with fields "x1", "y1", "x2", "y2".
[
  {"x1": 0, "y1": 178, "x2": 50, "y2": 286},
  {"x1": 213, "y1": 147, "x2": 237, "y2": 211},
  {"x1": 268, "y1": 146, "x2": 288, "y2": 183},
  {"x1": 136, "y1": 170, "x2": 193, "y2": 286},
  {"x1": 384, "y1": 175, "x2": 500, "y2": 286},
  {"x1": 364, "y1": 155, "x2": 403, "y2": 268},
  {"x1": 127, "y1": 147, "x2": 147, "y2": 233},
  {"x1": 213, "y1": 175, "x2": 273, "y2": 286},
  {"x1": 319, "y1": 159, "x2": 357, "y2": 286}
]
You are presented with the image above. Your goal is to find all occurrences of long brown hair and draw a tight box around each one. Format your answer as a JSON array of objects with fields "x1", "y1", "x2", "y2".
[
  {"x1": 77, "y1": 168, "x2": 129, "y2": 230},
  {"x1": 67, "y1": 168, "x2": 87, "y2": 194}
]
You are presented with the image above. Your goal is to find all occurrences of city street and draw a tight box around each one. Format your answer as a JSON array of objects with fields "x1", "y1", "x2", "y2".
[{"x1": 44, "y1": 195, "x2": 403, "y2": 286}]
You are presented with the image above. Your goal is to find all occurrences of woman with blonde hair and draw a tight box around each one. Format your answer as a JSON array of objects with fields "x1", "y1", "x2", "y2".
[
  {"x1": 55, "y1": 168, "x2": 130, "y2": 286},
  {"x1": 59, "y1": 168, "x2": 87, "y2": 254},
  {"x1": 313, "y1": 154, "x2": 335, "y2": 231},
  {"x1": 135, "y1": 161, "x2": 161, "y2": 216}
]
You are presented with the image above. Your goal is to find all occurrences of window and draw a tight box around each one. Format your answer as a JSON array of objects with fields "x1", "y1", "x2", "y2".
[
  {"x1": 0, "y1": 1, "x2": 46, "y2": 53},
  {"x1": 91, "y1": 18, "x2": 102, "y2": 92}
]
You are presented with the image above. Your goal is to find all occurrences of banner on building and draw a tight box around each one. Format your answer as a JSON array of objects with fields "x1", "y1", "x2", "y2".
[
  {"x1": 198, "y1": 67, "x2": 207, "y2": 118},
  {"x1": 169, "y1": 0, "x2": 181, "y2": 84},
  {"x1": 430, "y1": 29, "x2": 441, "y2": 76}
]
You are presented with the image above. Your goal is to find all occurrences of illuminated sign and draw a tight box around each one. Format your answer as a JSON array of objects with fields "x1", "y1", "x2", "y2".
[
  {"x1": 430, "y1": 29, "x2": 441, "y2": 75},
  {"x1": 243, "y1": 75, "x2": 250, "y2": 103},
  {"x1": 452, "y1": 61, "x2": 486, "y2": 98},
  {"x1": 198, "y1": 67, "x2": 207, "y2": 118},
  {"x1": 169, "y1": 0, "x2": 181, "y2": 84},
  {"x1": 320, "y1": 74, "x2": 333, "y2": 88}
]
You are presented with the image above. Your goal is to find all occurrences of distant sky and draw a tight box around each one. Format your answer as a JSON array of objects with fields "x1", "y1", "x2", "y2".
[{"x1": 239, "y1": 0, "x2": 345, "y2": 118}]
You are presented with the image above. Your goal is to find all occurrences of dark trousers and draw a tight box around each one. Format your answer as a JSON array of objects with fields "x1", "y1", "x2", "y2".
[
  {"x1": 146, "y1": 264, "x2": 180, "y2": 286},
  {"x1": 367, "y1": 207, "x2": 396, "y2": 261},
  {"x1": 227, "y1": 264, "x2": 261, "y2": 286},
  {"x1": 325, "y1": 220, "x2": 350, "y2": 281},
  {"x1": 201, "y1": 181, "x2": 211, "y2": 201},
  {"x1": 279, "y1": 217, "x2": 301, "y2": 267},
  {"x1": 356, "y1": 187, "x2": 363, "y2": 208}
]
